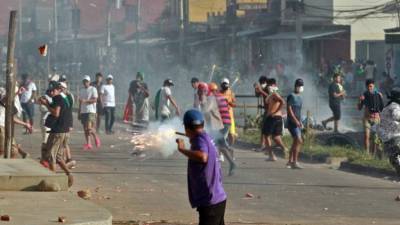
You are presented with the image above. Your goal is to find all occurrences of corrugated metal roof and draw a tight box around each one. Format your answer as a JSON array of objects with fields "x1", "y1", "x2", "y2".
[{"x1": 260, "y1": 30, "x2": 347, "y2": 40}]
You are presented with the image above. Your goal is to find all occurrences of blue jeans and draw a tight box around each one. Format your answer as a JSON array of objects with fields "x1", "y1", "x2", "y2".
[{"x1": 104, "y1": 107, "x2": 115, "y2": 132}]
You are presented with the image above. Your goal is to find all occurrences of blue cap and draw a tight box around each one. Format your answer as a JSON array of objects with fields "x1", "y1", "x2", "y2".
[{"x1": 183, "y1": 109, "x2": 204, "y2": 126}]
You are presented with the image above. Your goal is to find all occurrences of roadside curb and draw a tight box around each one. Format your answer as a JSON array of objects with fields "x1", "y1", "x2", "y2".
[
  {"x1": 236, "y1": 140, "x2": 346, "y2": 165},
  {"x1": 339, "y1": 161, "x2": 397, "y2": 177}
]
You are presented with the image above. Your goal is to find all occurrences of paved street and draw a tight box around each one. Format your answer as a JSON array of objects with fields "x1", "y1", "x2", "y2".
[{"x1": 17, "y1": 122, "x2": 400, "y2": 225}]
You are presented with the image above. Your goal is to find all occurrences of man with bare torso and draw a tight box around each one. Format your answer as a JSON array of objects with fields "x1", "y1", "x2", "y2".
[{"x1": 262, "y1": 79, "x2": 288, "y2": 161}]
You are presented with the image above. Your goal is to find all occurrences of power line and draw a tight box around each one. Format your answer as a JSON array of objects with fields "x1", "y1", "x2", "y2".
[{"x1": 303, "y1": 2, "x2": 390, "y2": 13}]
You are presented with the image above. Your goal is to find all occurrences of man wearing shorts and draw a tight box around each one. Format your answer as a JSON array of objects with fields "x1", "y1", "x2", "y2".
[
  {"x1": 79, "y1": 75, "x2": 101, "y2": 150},
  {"x1": 322, "y1": 73, "x2": 346, "y2": 133},
  {"x1": 19, "y1": 73, "x2": 37, "y2": 133},
  {"x1": 357, "y1": 79, "x2": 384, "y2": 156},
  {"x1": 287, "y1": 79, "x2": 304, "y2": 169},
  {"x1": 39, "y1": 82, "x2": 73, "y2": 187},
  {"x1": 263, "y1": 79, "x2": 288, "y2": 161}
]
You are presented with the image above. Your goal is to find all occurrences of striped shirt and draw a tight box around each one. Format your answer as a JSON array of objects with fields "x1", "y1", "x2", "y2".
[{"x1": 216, "y1": 93, "x2": 231, "y2": 125}]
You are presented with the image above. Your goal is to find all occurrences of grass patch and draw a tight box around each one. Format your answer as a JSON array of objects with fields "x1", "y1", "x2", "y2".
[{"x1": 238, "y1": 129, "x2": 394, "y2": 172}]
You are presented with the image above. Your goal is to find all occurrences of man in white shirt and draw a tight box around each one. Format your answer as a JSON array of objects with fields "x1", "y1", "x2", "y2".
[
  {"x1": 100, "y1": 75, "x2": 116, "y2": 134},
  {"x1": 157, "y1": 79, "x2": 180, "y2": 122},
  {"x1": 0, "y1": 87, "x2": 32, "y2": 158},
  {"x1": 19, "y1": 73, "x2": 37, "y2": 132},
  {"x1": 78, "y1": 75, "x2": 101, "y2": 150}
]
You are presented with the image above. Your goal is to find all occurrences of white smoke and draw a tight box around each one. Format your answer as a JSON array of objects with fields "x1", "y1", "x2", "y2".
[{"x1": 130, "y1": 117, "x2": 189, "y2": 158}]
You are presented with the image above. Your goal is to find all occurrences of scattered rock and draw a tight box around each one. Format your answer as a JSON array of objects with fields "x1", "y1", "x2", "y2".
[
  {"x1": 245, "y1": 193, "x2": 254, "y2": 198},
  {"x1": 77, "y1": 190, "x2": 92, "y2": 200},
  {"x1": 37, "y1": 180, "x2": 61, "y2": 192},
  {"x1": 58, "y1": 216, "x2": 66, "y2": 223},
  {"x1": 1, "y1": 215, "x2": 10, "y2": 221}
]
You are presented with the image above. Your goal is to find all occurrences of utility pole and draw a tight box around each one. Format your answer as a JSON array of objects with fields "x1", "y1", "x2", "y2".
[
  {"x1": 54, "y1": 0, "x2": 58, "y2": 44},
  {"x1": 227, "y1": 0, "x2": 237, "y2": 74},
  {"x1": 179, "y1": 0, "x2": 185, "y2": 64},
  {"x1": 295, "y1": 0, "x2": 303, "y2": 67},
  {"x1": 135, "y1": 0, "x2": 141, "y2": 67},
  {"x1": 106, "y1": 1, "x2": 111, "y2": 47},
  {"x1": 18, "y1": 0, "x2": 22, "y2": 41},
  {"x1": 4, "y1": 11, "x2": 17, "y2": 159}
]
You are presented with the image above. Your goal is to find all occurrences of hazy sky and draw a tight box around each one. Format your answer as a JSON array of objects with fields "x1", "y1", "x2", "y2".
[{"x1": 334, "y1": 0, "x2": 398, "y2": 58}]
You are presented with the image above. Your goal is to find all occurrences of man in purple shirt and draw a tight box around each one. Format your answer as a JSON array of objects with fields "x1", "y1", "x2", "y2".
[{"x1": 176, "y1": 109, "x2": 227, "y2": 225}]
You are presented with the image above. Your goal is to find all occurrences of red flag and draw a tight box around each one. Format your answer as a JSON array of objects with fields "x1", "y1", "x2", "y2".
[
  {"x1": 38, "y1": 44, "x2": 48, "y2": 56},
  {"x1": 123, "y1": 97, "x2": 133, "y2": 123}
]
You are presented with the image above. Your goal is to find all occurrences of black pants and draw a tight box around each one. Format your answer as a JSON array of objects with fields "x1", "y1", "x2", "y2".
[
  {"x1": 104, "y1": 107, "x2": 115, "y2": 132},
  {"x1": 197, "y1": 200, "x2": 226, "y2": 225}
]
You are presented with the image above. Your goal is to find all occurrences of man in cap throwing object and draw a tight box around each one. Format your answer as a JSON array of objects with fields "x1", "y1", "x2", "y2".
[{"x1": 176, "y1": 109, "x2": 227, "y2": 225}]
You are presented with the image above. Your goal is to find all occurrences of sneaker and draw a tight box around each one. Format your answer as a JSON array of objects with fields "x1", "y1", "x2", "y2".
[
  {"x1": 21, "y1": 152, "x2": 30, "y2": 159},
  {"x1": 219, "y1": 154, "x2": 225, "y2": 162},
  {"x1": 95, "y1": 137, "x2": 101, "y2": 148},
  {"x1": 286, "y1": 162, "x2": 293, "y2": 169},
  {"x1": 265, "y1": 156, "x2": 277, "y2": 162},
  {"x1": 83, "y1": 144, "x2": 93, "y2": 151},
  {"x1": 40, "y1": 160, "x2": 49, "y2": 168},
  {"x1": 291, "y1": 162, "x2": 304, "y2": 169}
]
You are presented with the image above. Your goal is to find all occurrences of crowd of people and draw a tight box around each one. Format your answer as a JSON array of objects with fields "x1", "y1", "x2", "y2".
[{"x1": 2, "y1": 67, "x2": 400, "y2": 225}]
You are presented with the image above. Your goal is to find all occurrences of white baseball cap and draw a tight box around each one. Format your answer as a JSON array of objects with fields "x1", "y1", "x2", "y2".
[
  {"x1": 82, "y1": 75, "x2": 91, "y2": 82},
  {"x1": 107, "y1": 74, "x2": 113, "y2": 80},
  {"x1": 60, "y1": 82, "x2": 68, "y2": 89},
  {"x1": 221, "y1": 78, "x2": 230, "y2": 84}
]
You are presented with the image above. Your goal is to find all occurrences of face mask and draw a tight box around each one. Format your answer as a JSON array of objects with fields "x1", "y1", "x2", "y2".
[
  {"x1": 298, "y1": 86, "x2": 304, "y2": 93},
  {"x1": 261, "y1": 83, "x2": 267, "y2": 89},
  {"x1": 268, "y1": 86, "x2": 278, "y2": 93},
  {"x1": 221, "y1": 84, "x2": 229, "y2": 91}
]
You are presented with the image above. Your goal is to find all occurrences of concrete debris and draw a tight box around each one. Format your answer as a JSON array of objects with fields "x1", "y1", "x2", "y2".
[
  {"x1": 37, "y1": 180, "x2": 61, "y2": 192},
  {"x1": 245, "y1": 193, "x2": 254, "y2": 198},
  {"x1": 77, "y1": 190, "x2": 92, "y2": 200},
  {"x1": 0, "y1": 215, "x2": 10, "y2": 221},
  {"x1": 58, "y1": 216, "x2": 66, "y2": 223}
]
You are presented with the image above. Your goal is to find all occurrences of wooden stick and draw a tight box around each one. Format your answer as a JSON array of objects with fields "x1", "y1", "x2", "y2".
[
  {"x1": 4, "y1": 11, "x2": 17, "y2": 159},
  {"x1": 175, "y1": 131, "x2": 186, "y2": 137}
]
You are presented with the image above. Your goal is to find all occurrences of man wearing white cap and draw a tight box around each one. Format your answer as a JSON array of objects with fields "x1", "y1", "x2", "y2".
[
  {"x1": 78, "y1": 75, "x2": 101, "y2": 150},
  {"x1": 100, "y1": 75, "x2": 116, "y2": 134}
]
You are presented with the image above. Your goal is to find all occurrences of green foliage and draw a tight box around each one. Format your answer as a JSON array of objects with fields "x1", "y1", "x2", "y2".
[{"x1": 238, "y1": 129, "x2": 394, "y2": 172}]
